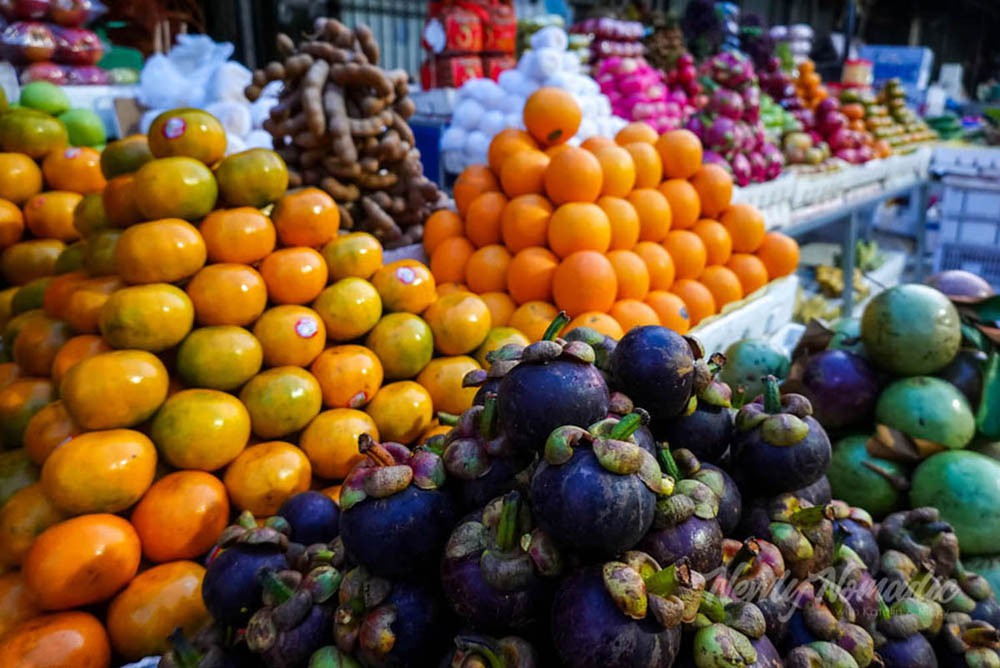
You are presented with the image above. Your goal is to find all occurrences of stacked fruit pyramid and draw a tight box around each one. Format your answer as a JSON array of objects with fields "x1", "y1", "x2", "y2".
[
  {"x1": 0, "y1": 101, "x2": 539, "y2": 663},
  {"x1": 426, "y1": 86, "x2": 801, "y2": 342}
]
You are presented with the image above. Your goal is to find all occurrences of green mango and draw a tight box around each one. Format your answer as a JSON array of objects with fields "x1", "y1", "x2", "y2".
[
  {"x1": 718, "y1": 339, "x2": 790, "y2": 402},
  {"x1": 875, "y1": 376, "x2": 975, "y2": 450},
  {"x1": 827, "y1": 435, "x2": 909, "y2": 519},
  {"x1": 911, "y1": 451, "x2": 1000, "y2": 555},
  {"x1": 965, "y1": 555, "x2": 1000, "y2": 599}
]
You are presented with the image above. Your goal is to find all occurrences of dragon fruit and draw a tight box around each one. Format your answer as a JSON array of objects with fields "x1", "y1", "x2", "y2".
[
  {"x1": 730, "y1": 153, "x2": 752, "y2": 186},
  {"x1": 708, "y1": 88, "x2": 745, "y2": 120},
  {"x1": 704, "y1": 116, "x2": 737, "y2": 153}
]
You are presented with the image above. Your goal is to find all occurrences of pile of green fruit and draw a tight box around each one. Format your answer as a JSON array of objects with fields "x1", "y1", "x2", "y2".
[{"x1": 0, "y1": 81, "x2": 107, "y2": 150}]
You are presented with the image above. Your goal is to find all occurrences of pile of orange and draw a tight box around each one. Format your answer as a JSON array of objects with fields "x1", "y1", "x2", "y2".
[
  {"x1": 425, "y1": 87, "x2": 800, "y2": 342},
  {"x1": 0, "y1": 107, "x2": 521, "y2": 666}
]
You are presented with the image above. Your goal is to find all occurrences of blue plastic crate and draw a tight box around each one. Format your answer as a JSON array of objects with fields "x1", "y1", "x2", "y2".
[{"x1": 859, "y1": 45, "x2": 934, "y2": 93}]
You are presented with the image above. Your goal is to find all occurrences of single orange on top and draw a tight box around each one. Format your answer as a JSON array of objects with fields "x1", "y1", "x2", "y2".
[
  {"x1": 200, "y1": 207, "x2": 276, "y2": 265},
  {"x1": 721, "y1": 203, "x2": 766, "y2": 253},
  {"x1": 272, "y1": 187, "x2": 340, "y2": 248},
  {"x1": 371, "y1": 259, "x2": 437, "y2": 313},
  {"x1": 593, "y1": 145, "x2": 636, "y2": 198},
  {"x1": 634, "y1": 241, "x2": 676, "y2": 291},
  {"x1": 500, "y1": 149, "x2": 549, "y2": 198},
  {"x1": 610, "y1": 299, "x2": 661, "y2": 331},
  {"x1": 547, "y1": 202, "x2": 611, "y2": 258},
  {"x1": 260, "y1": 246, "x2": 329, "y2": 305},
  {"x1": 690, "y1": 164, "x2": 734, "y2": 218},
  {"x1": 454, "y1": 165, "x2": 499, "y2": 217},
  {"x1": 0, "y1": 152, "x2": 43, "y2": 205},
  {"x1": 699, "y1": 265, "x2": 744, "y2": 309},
  {"x1": 658, "y1": 179, "x2": 701, "y2": 230},
  {"x1": 509, "y1": 301, "x2": 560, "y2": 341},
  {"x1": 645, "y1": 290, "x2": 691, "y2": 334},
  {"x1": 565, "y1": 312, "x2": 624, "y2": 340},
  {"x1": 147, "y1": 108, "x2": 227, "y2": 165},
  {"x1": 465, "y1": 190, "x2": 507, "y2": 248},
  {"x1": 607, "y1": 249, "x2": 651, "y2": 301},
  {"x1": 627, "y1": 188, "x2": 672, "y2": 243},
  {"x1": 507, "y1": 246, "x2": 559, "y2": 305},
  {"x1": 670, "y1": 278, "x2": 716, "y2": 326},
  {"x1": 552, "y1": 250, "x2": 617, "y2": 317},
  {"x1": 24, "y1": 191, "x2": 82, "y2": 242},
  {"x1": 42, "y1": 146, "x2": 106, "y2": 194},
  {"x1": 465, "y1": 244, "x2": 512, "y2": 294},
  {"x1": 692, "y1": 219, "x2": 733, "y2": 266},
  {"x1": 186, "y1": 263, "x2": 267, "y2": 327},
  {"x1": 150, "y1": 388, "x2": 250, "y2": 472},
  {"x1": 624, "y1": 142, "x2": 663, "y2": 188},
  {"x1": 423, "y1": 209, "x2": 464, "y2": 255},
  {"x1": 501, "y1": 193, "x2": 552, "y2": 253},
  {"x1": 663, "y1": 230, "x2": 708, "y2": 280},
  {"x1": 755, "y1": 231, "x2": 799, "y2": 278},
  {"x1": 615, "y1": 121, "x2": 658, "y2": 145},
  {"x1": 430, "y1": 236, "x2": 475, "y2": 285},
  {"x1": 0, "y1": 198, "x2": 24, "y2": 250},
  {"x1": 544, "y1": 146, "x2": 602, "y2": 205},
  {"x1": 523, "y1": 87, "x2": 582, "y2": 147},
  {"x1": 655, "y1": 129, "x2": 703, "y2": 179},
  {"x1": 598, "y1": 196, "x2": 640, "y2": 251},
  {"x1": 727, "y1": 253, "x2": 770, "y2": 295},
  {"x1": 487, "y1": 129, "x2": 538, "y2": 174}
]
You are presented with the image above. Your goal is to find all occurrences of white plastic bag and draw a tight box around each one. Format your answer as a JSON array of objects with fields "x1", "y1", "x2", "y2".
[
  {"x1": 206, "y1": 101, "x2": 252, "y2": 139},
  {"x1": 209, "y1": 61, "x2": 253, "y2": 104},
  {"x1": 530, "y1": 26, "x2": 568, "y2": 52},
  {"x1": 244, "y1": 130, "x2": 274, "y2": 150}
]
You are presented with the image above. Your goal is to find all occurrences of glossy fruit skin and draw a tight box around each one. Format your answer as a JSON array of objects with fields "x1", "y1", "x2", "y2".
[
  {"x1": 176, "y1": 325, "x2": 262, "y2": 391},
  {"x1": 252, "y1": 304, "x2": 326, "y2": 368},
  {"x1": 733, "y1": 409, "x2": 832, "y2": 496},
  {"x1": 215, "y1": 148, "x2": 289, "y2": 208},
  {"x1": 187, "y1": 263, "x2": 267, "y2": 327},
  {"x1": 299, "y1": 408, "x2": 378, "y2": 479},
  {"x1": 23, "y1": 513, "x2": 141, "y2": 610},
  {"x1": 699, "y1": 463, "x2": 742, "y2": 536},
  {"x1": 610, "y1": 326, "x2": 695, "y2": 422},
  {"x1": 875, "y1": 376, "x2": 975, "y2": 450},
  {"x1": 201, "y1": 544, "x2": 287, "y2": 627},
  {"x1": 60, "y1": 350, "x2": 168, "y2": 430},
  {"x1": 0, "y1": 449, "x2": 38, "y2": 506},
  {"x1": 150, "y1": 388, "x2": 250, "y2": 471},
  {"x1": 936, "y1": 349, "x2": 985, "y2": 408},
  {"x1": 423, "y1": 291, "x2": 492, "y2": 356},
  {"x1": 356, "y1": 580, "x2": 445, "y2": 668},
  {"x1": 312, "y1": 278, "x2": 382, "y2": 343},
  {"x1": 130, "y1": 471, "x2": 230, "y2": 563},
  {"x1": 322, "y1": 232, "x2": 383, "y2": 281},
  {"x1": 223, "y1": 441, "x2": 312, "y2": 516},
  {"x1": 551, "y1": 565, "x2": 682, "y2": 668},
  {"x1": 371, "y1": 259, "x2": 437, "y2": 314},
  {"x1": 133, "y1": 156, "x2": 219, "y2": 221},
  {"x1": 653, "y1": 403, "x2": 733, "y2": 464},
  {"x1": 638, "y1": 515, "x2": 724, "y2": 574},
  {"x1": 147, "y1": 108, "x2": 226, "y2": 164},
  {"x1": 99, "y1": 283, "x2": 194, "y2": 352},
  {"x1": 239, "y1": 368, "x2": 322, "y2": 439},
  {"x1": 827, "y1": 435, "x2": 908, "y2": 520},
  {"x1": 277, "y1": 491, "x2": 340, "y2": 544},
  {"x1": 784, "y1": 350, "x2": 880, "y2": 429},
  {"x1": 0, "y1": 378, "x2": 56, "y2": 448},
  {"x1": 718, "y1": 339, "x2": 790, "y2": 401},
  {"x1": 364, "y1": 313, "x2": 434, "y2": 380},
  {"x1": 0, "y1": 482, "x2": 67, "y2": 566},
  {"x1": 100, "y1": 134, "x2": 153, "y2": 179},
  {"x1": 106, "y1": 560, "x2": 209, "y2": 661},
  {"x1": 364, "y1": 380, "x2": 434, "y2": 445},
  {"x1": 310, "y1": 345, "x2": 383, "y2": 409},
  {"x1": 416, "y1": 355, "x2": 479, "y2": 415},
  {"x1": 877, "y1": 633, "x2": 937, "y2": 668},
  {"x1": 0, "y1": 611, "x2": 111, "y2": 668},
  {"x1": 0, "y1": 571, "x2": 41, "y2": 639}
]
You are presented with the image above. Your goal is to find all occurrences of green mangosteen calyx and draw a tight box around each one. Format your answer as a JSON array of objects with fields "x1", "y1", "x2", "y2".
[
  {"x1": 718, "y1": 538, "x2": 787, "y2": 604},
  {"x1": 340, "y1": 435, "x2": 446, "y2": 510},
  {"x1": 690, "y1": 591, "x2": 770, "y2": 668},
  {"x1": 785, "y1": 641, "x2": 862, "y2": 668},
  {"x1": 442, "y1": 395, "x2": 514, "y2": 481},
  {"x1": 766, "y1": 495, "x2": 835, "y2": 580},
  {"x1": 601, "y1": 552, "x2": 706, "y2": 628},
  {"x1": 308, "y1": 646, "x2": 363, "y2": 668},
  {"x1": 688, "y1": 352, "x2": 733, "y2": 414},
  {"x1": 448, "y1": 634, "x2": 539, "y2": 668},
  {"x1": 735, "y1": 376, "x2": 811, "y2": 446},
  {"x1": 246, "y1": 565, "x2": 341, "y2": 655},
  {"x1": 939, "y1": 612, "x2": 1000, "y2": 663},
  {"x1": 216, "y1": 509, "x2": 291, "y2": 552},
  {"x1": 652, "y1": 448, "x2": 719, "y2": 528},
  {"x1": 333, "y1": 567, "x2": 394, "y2": 657},
  {"x1": 877, "y1": 507, "x2": 959, "y2": 577}
]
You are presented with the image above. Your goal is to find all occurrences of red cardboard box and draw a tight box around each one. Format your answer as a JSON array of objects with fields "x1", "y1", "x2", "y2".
[
  {"x1": 423, "y1": 2, "x2": 483, "y2": 54},
  {"x1": 421, "y1": 54, "x2": 484, "y2": 89},
  {"x1": 481, "y1": 1, "x2": 516, "y2": 53},
  {"x1": 482, "y1": 53, "x2": 515, "y2": 81}
]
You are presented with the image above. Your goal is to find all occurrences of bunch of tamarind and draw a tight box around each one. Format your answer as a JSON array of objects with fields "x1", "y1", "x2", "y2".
[{"x1": 246, "y1": 18, "x2": 443, "y2": 247}]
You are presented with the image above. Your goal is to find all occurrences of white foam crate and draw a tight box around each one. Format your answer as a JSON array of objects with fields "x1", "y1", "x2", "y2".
[
  {"x1": 732, "y1": 173, "x2": 798, "y2": 210},
  {"x1": 689, "y1": 274, "x2": 799, "y2": 356}
]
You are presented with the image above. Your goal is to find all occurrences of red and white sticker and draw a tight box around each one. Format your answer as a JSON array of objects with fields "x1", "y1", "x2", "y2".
[
  {"x1": 163, "y1": 117, "x2": 187, "y2": 140},
  {"x1": 348, "y1": 391, "x2": 368, "y2": 408},
  {"x1": 295, "y1": 317, "x2": 319, "y2": 338},
  {"x1": 396, "y1": 266, "x2": 417, "y2": 285}
]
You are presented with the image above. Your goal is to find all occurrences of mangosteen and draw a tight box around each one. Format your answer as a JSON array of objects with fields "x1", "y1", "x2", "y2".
[
  {"x1": 731, "y1": 376, "x2": 831, "y2": 496},
  {"x1": 749, "y1": 494, "x2": 835, "y2": 581},
  {"x1": 934, "y1": 612, "x2": 1000, "y2": 667},
  {"x1": 333, "y1": 567, "x2": 445, "y2": 667},
  {"x1": 551, "y1": 552, "x2": 699, "y2": 667},
  {"x1": 440, "y1": 634, "x2": 538, "y2": 668},
  {"x1": 785, "y1": 641, "x2": 863, "y2": 667},
  {"x1": 440, "y1": 492, "x2": 560, "y2": 632},
  {"x1": 834, "y1": 545, "x2": 880, "y2": 630},
  {"x1": 688, "y1": 597, "x2": 771, "y2": 668},
  {"x1": 607, "y1": 392, "x2": 657, "y2": 457},
  {"x1": 831, "y1": 501, "x2": 880, "y2": 574},
  {"x1": 877, "y1": 508, "x2": 960, "y2": 579},
  {"x1": 563, "y1": 325, "x2": 617, "y2": 375},
  {"x1": 277, "y1": 491, "x2": 340, "y2": 545},
  {"x1": 530, "y1": 412, "x2": 672, "y2": 557},
  {"x1": 695, "y1": 462, "x2": 742, "y2": 537},
  {"x1": 783, "y1": 349, "x2": 880, "y2": 429},
  {"x1": 712, "y1": 538, "x2": 790, "y2": 643},
  {"x1": 497, "y1": 315, "x2": 610, "y2": 453},
  {"x1": 201, "y1": 512, "x2": 291, "y2": 627},
  {"x1": 308, "y1": 646, "x2": 362, "y2": 667},
  {"x1": 875, "y1": 600, "x2": 942, "y2": 667},
  {"x1": 654, "y1": 353, "x2": 735, "y2": 464},
  {"x1": 159, "y1": 626, "x2": 261, "y2": 668},
  {"x1": 749, "y1": 635, "x2": 784, "y2": 667},
  {"x1": 781, "y1": 581, "x2": 875, "y2": 667},
  {"x1": 791, "y1": 475, "x2": 832, "y2": 506},
  {"x1": 339, "y1": 436, "x2": 457, "y2": 580},
  {"x1": 609, "y1": 325, "x2": 697, "y2": 423}
]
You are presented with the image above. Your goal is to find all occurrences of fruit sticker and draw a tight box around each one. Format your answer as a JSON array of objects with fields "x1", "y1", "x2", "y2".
[
  {"x1": 63, "y1": 147, "x2": 81, "y2": 159},
  {"x1": 162, "y1": 117, "x2": 187, "y2": 140},
  {"x1": 295, "y1": 317, "x2": 319, "y2": 339},
  {"x1": 349, "y1": 391, "x2": 367, "y2": 408},
  {"x1": 396, "y1": 266, "x2": 417, "y2": 285}
]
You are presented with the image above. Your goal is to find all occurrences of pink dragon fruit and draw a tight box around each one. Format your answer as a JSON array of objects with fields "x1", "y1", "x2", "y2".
[
  {"x1": 702, "y1": 150, "x2": 732, "y2": 171},
  {"x1": 704, "y1": 116, "x2": 738, "y2": 153},
  {"x1": 708, "y1": 88, "x2": 745, "y2": 120},
  {"x1": 748, "y1": 152, "x2": 768, "y2": 183},
  {"x1": 742, "y1": 86, "x2": 761, "y2": 123},
  {"x1": 762, "y1": 144, "x2": 785, "y2": 180},
  {"x1": 731, "y1": 153, "x2": 752, "y2": 186},
  {"x1": 707, "y1": 51, "x2": 756, "y2": 90}
]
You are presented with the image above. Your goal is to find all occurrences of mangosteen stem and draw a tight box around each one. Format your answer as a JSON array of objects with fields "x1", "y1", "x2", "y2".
[
  {"x1": 358, "y1": 434, "x2": 395, "y2": 466},
  {"x1": 480, "y1": 395, "x2": 499, "y2": 438},
  {"x1": 657, "y1": 445, "x2": 682, "y2": 482},
  {"x1": 542, "y1": 311, "x2": 571, "y2": 341},
  {"x1": 861, "y1": 461, "x2": 911, "y2": 491},
  {"x1": 763, "y1": 375, "x2": 781, "y2": 413},
  {"x1": 609, "y1": 411, "x2": 647, "y2": 441},
  {"x1": 708, "y1": 352, "x2": 726, "y2": 376},
  {"x1": 438, "y1": 412, "x2": 460, "y2": 426},
  {"x1": 454, "y1": 636, "x2": 504, "y2": 668},
  {"x1": 790, "y1": 503, "x2": 834, "y2": 528},
  {"x1": 496, "y1": 492, "x2": 521, "y2": 552},
  {"x1": 698, "y1": 591, "x2": 728, "y2": 623},
  {"x1": 167, "y1": 629, "x2": 203, "y2": 668},
  {"x1": 645, "y1": 560, "x2": 691, "y2": 598},
  {"x1": 964, "y1": 626, "x2": 1000, "y2": 647},
  {"x1": 260, "y1": 569, "x2": 295, "y2": 605},
  {"x1": 878, "y1": 595, "x2": 892, "y2": 621},
  {"x1": 237, "y1": 510, "x2": 258, "y2": 530}
]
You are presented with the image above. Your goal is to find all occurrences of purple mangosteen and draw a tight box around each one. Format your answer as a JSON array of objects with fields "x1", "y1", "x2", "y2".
[
  {"x1": 277, "y1": 491, "x2": 340, "y2": 545},
  {"x1": 781, "y1": 581, "x2": 876, "y2": 667},
  {"x1": 610, "y1": 326, "x2": 697, "y2": 422},
  {"x1": 934, "y1": 612, "x2": 1000, "y2": 667},
  {"x1": 696, "y1": 462, "x2": 742, "y2": 536},
  {"x1": 442, "y1": 634, "x2": 539, "y2": 668},
  {"x1": 783, "y1": 349, "x2": 880, "y2": 429},
  {"x1": 830, "y1": 501, "x2": 880, "y2": 574},
  {"x1": 653, "y1": 353, "x2": 733, "y2": 464}
]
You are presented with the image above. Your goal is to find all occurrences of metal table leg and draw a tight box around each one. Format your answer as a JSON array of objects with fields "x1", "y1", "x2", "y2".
[
  {"x1": 913, "y1": 182, "x2": 930, "y2": 281},
  {"x1": 842, "y1": 212, "x2": 858, "y2": 314}
]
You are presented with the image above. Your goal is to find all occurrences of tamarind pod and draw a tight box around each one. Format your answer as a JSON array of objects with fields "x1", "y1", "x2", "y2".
[
  {"x1": 284, "y1": 54, "x2": 315, "y2": 79},
  {"x1": 398, "y1": 224, "x2": 424, "y2": 246},
  {"x1": 357, "y1": 171, "x2": 399, "y2": 190},
  {"x1": 302, "y1": 41, "x2": 348, "y2": 63},
  {"x1": 270, "y1": 87, "x2": 302, "y2": 119},
  {"x1": 287, "y1": 168, "x2": 304, "y2": 188},
  {"x1": 393, "y1": 96, "x2": 416, "y2": 120},
  {"x1": 322, "y1": 19, "x2": 355, "y2": 48},
  {"x1": 245, "y1": 84, "x2": 263, "y2": 102},
  {"x1": 338, "y1": 204, "x2": 355, "y2": 230},
  {"x1": 323, "y1": 83, "x2": 350, "y2": 130},
  {"x1": 359, "y1": 157, "x2": 380, "y2": 174},
  {"x1": 360, "y1": 196, "x2": 402, "y2": 241},
  {"x1": 302, "y1": 59, "x2": 330, "y2": 137},
  {"x1": 359, "y1": 93, "x2": 395, "y2": 116},
  {"x1": 348, "y1": 110, "x2": 393, "y2": 138},
  {"x1": 265, "y1": 61, "x2": 286, "y2": 81},
  {"x1": 276, "y1": 146, "x2": 302, "y2": 163},
  {"x1": 320, "y1": 176, "x2": 361, "y2": 203},
  {"x1": 322, "y1": 156, "x2": 362, "y2": 179},
  {"x1": 329, "y1": 63, "x2": 394, "y2": 97},
  {"x1": 276, "y1": 33, "x2": 296, "y2": 57},
  {"x1": 302, "y1": 168, "x2": 323, "y2": 185},
  {"x1": 293, "y1": 131, "x2": 326, "y2": 149},
  {"x1": 389, "y1": 111, "x2": 416, "y2": 146},
  {"x1": 252, "y1": 70, "x2": 268, "y2": 87},
  {"x1": 354, "y1": 25, "x2": 380, "y2": 65},
  {"x1": 300, "y1": 148, "x2": 327, "y2": 169}
]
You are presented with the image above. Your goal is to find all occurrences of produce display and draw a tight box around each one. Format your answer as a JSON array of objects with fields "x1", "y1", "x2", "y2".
[
  {"x1": 0, "y1": 80, "x2": 107, "y2": 148},
  {"x1": 858, "y1": 79, "x2": 938, "y2": 150},
  {"x1": 247, "y1": 19, "x2": 444, "y2": 246}
]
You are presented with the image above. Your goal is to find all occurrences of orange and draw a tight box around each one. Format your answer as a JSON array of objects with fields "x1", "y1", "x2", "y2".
[
  {"x1": 0, "y1": 198, "x2": 24, "y2": 250},
  {"x1": 726, "y1": 253, "x2": 770, "y2": 295},
  {"x1": 272, "y1": 187, "x2": 340, "y2": 248},
  {"x1": 500, "y1": 149, "x2": 549, "y2": 197},
  {"x1": 633, "y1": 241, "x2": 676, "y2": 291},
  {"x1": 323, "y1": 231, "x2": 383, "y2": 281},
  {"x1": 509, "y1": 301, "x2": 560, "y2": 342},
  {"x1": 437, "y1": 283, "x2": 468, "y2": 300},
  {"x1": 23, "y1": 191, "x2": 82, "y2": 242},
  {"x1": 50, "y1": 335, "x2": 109, "y2": 388},
  {"x1": 655, "y1": 129, "x2": 703, "y2": 179},
  {"x1": 199, "y1": 207, "x2": 276, "y2": 265},
  {"x1": 454, "y1": 165, "x2": 500, "y2": 217},
  {"x1": 371, "y1": 259, "x2": 437, "y2": 313},
  {"x1": 99, "y1": 283, "x2": 194, "y2": 352},
  {"x1": 175, "y1": 326, "x2": 262, "y2": 391},
  {"x1": 755, "y1": 231, "x2": 799, "y2": 278},
  {"x1": 423, "y1": 291, "x2": 492, "y2": 355},
  {"x1": 0, "y1": 153, "x2": 43, "y2": 205},
  {"x1": 545, "y1": 144, "x2": 570, "y2": 159},
  {"x1": 487, "y1": 128, "x2": 539, "y2": 174},
  {"x1": 609, "y1": 299, "x2": 661, "y2": 331},
  {"x1": 544, "y1": 146, "x2": 602, "y2": 205},
  {"x1": 500, "y1": 193, "x2": 552, "y2": 253},
  {"x1": 71, "y1": 193, "x2": 108, "y2": 237},
  {"x1": 311, "y1": 345, "x2": 384, "y2": 409},
  {"x1": 645, "y1": 290, "x2": 691, "y2": 334},
  {"x1": 465, "y1": 190, "x2": 508, "y2": 248},
  {"x1": 607, "y1": 249, "x2": 651, "y2": 301},
  {"x1": 699, "y1": 265, "x2": 744, "y2": 309},
  {"x1": 465, "y1": 244, "x2": 512, "y2": 294},
  {"x1": 628, "y1": 188, "x2": 672, "y2": 242},
  {"x1": 300, "y1": 409, "x2": 378, "y2": 479},
  {"x1": 547, "y1": 202, "x2": 611, "y2": 258},
  {"x1": 224, "y1": 440, "x2": 312, "y2": 515},
  {"x1": 420, "y1": 422, "x2": 452, "y2": 444},
  {"x1": 260, "y1": 246, "x2": 328, "y2": 305},
  {"x1": 100, "y1": 134, "x2": 154, "y2": 179},
  {"x1": 0, "y1": 571, "x2": 41, "y2": 636},
  {"x1": 133, "y1": 156, "x2": 219, "y2": 221},
  {"x1": 658, "y1": 179, "x2": 701, "y2": 230},
  {"x1": 624, "y1": 142, "x2": 663, "y2": 188},
  {"x1": 599, "y1": 196, "x2": 641, "y2": 251},
  {"x1": 11, "y1": 314, "x2": 70, "y2": 377},
  {"x1": 364, "y1": 312, "x2": 434, "y2": 380},
  {"x1": 581, "y1": 135, "x2": 616, "y2": 152},
  {"x1": 664, "y1": 230, "x2": 708, "y2": 280},
  {"x1": 312, "y1": 277, "x2": 382, "y2": 342},
  {"x1": 41, "y1": 429, "x2": 157, "y2": 515},
  {"x1": 474, "y1": 326, "x2": 530, "y2": 368},
  {"x1": 151, "y1": 389, "x2": 250, "y2": 471},
  {"x1": 147, "y1": 108, "x2": 227, "y2": 164},
  {"x1": 2, "y1": 239, "x2": 64, "y2": 285},
  {"x1": 670, "y1": 278, "x2": 716, "y2": 326},
  {"x1": 0, "y1": 483, "x2": 67, "y2": 567},
  {"x1": 60, "y1": 350, "x2": 167, "y2": 431},
  {"x1": 23, "y1": 400, "x2": 80, "y2": 466},
  {"x1": 0, "y1": 611, "x2": 111, "y2": 667},
  {"x1": 81, "y1": 229, "x2": 119, "y2": 277},
  {"x1": 23, "y1": 513, "x2": 141, "y2": 610},
  {"x1": 479, "y1": 291, "x2": 515, "y2": 327},
  {"x1": 692, "y1": 219, "x2": 733, "y2": 266},
  {"x1": 417, "y1": 355, "x2": 481, "y2": 414},
  {"x1": 690, "y1": 165, "x2": 733, "y2": 218},
  {"x1": 365, "y1": 380, "x2": 434, "y2": 444},
  {"x1": 41, "y1": 147, "x2": 106, "y2": 194},
  {"x1": 616, "y1": 122, "x2": 659, "y2": 145},
  {"x1": 253, "y1": 305, "x2": 326, "y2": 367},
  {"x1": 422, "y1": 209, "x2": 464, "y2": 256},
  {"x1": 62, "y1": 276, "x2": 121, "y2": 334},
  {"x1": 552, "y1": 250, "x2": 617, "y2": 317},
  {"x1": 186, "y1": 263, "x2": 266, "y2": 327},
  {"x1": 430, "y1": 235, "x2": 475, "y2": 285},
  {"x1": 41, "y1": 270, "x2": 87, "y2": 320},
  {"x1": 214, "y1": 147, "x2": 289, "y2": 208},
  {"x1": 721, "y1": 203, "x2": 766, "y2": 253},
  {"x1": 102, "y1": 174, "x2": 142, "y2": 228},
  {"x1": 130, "y1": 472, "x2": 229, "y2": 561},
  {"x1": 565, "y1": 312, "x2": 624, "y2": 340},
  {"x1": 523, "y1": 87, "x2": 582, "y2": 147},
  {"x1": 594, "y1": 145, "x2": 637, "y2": 198},
  {"x1": 239, "y1": 367, "x2": 322, "y2": 439},
  {"x1": 507, "y1": 247, "x2": 558, "y2": 305}
]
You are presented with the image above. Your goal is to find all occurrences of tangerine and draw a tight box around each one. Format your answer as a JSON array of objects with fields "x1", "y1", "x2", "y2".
[
  {"x1": 663, "y1": 230, "x2": 708, "y2": 280},
  {"x1": 615, "y1": 122, "x2": 659, "y2": 145},
  {"x1": 23, "y1": 400, "x2": 80, "y2": 466},
  {"x1": 0, "y1": 153, "x2": 43, "y2": 205},
  {"x1": 544, "y1": 146, "x2": 602, "y2": 204},
  {"x1": 215, "y1": 148, "x2": 289, "y2": 208},
  {"x1": 508, "y1": 301, "x2": 560, "y2": 342},
  {"x1": 658, "y1": 179, "x2": 701, "y2": 230},
  {"x1": 312, "y1": 277, "x2": 382, "y2": 342},
  {"x1": 690, "y1": 164, "x2": 733, "y2": 218},
  {"x1": 453, "y1": 165, "x2": 499, "y2": 217},
  {"x1": 430, "y1": 235, "x2": 475, "y2": 285},
  {"x1": 699, "y1": 265, "x2": 744, "y2": 309},
  {"x1": 726, "y1": 253, "x2": 770, "y2": 295},
  {"x1": 323, "y1": 231, "x2": 383, "y2": 280},
  {"x1": 223, "y1": 441, "x2": 312, "y2": 515},
  {"x1": 417, "y1": 355, "x2": 480, "y2": 414},
  {"x1": 102, "y1": 174, "x2": 142, "y2": 228},
  {"x1": 23, "y1": 191, "x2": 82, "y2": 242},
  {"x1": 310, "y1": 345, "x2": 384, "y2": 409},
  {"x1": 130, "y1": 471, "x2": 230, "y2": 562},
  {"x1": 0, "y1": 611, "x2": 111, "y2": 668},
  {"x1": 0, "y1": 571, "x2": 41, "y2": 637},
  {"x1": 365, "y1": 380, "x2": 434, "y2": 444},
  {"x1": 655, "y1": 129, "x2": 703, "y2": 179},
  {"x1": 624, "y1": 142, "x2": 663, "y2": 188},
  {"x1": 755, "y1": 231, "x2": 799, "y2": 278},
  {"x1": 176, "y1": 326, "x2": 262, "y2": 391},
  {"x1": 0, "y1": 198, "x2": 24, "y2": 250},
  {"x1": 474, "y1": 326, "x2": 530, "y2": 369},
  {"x1": 565, "y1": 312, "x2": 624, "y2": 340},
  {"x1": 0, "y1": 378, "x2": 55, "y2": 448},
  {"x1": 633, "y1": 241, "x2": 676, "y2": 291},
  {"x1": 300, "y1": 409, "x2": 378, "y2": 479},
  {"x1": 371, "y1": 259, "x2": 436, "y2": 313},
  {"x1": 147, "y1": 108, "x2": 227, "y2": 164},
  {"x1": 364, "y1": 312, "x2": 434, "y2": 380},
  {"x1": 547, "y1": 202, "x2": 611, "y2": 258},
  {"x1": 1, "y1": 239, "x2": 64, "y2": 285},
  {"x1": 100, "y1": 134, "x2": 153, "y2": 179},
  {"x1": 487, "y1": 129, "x2": 538, "y2": 174},
  {"x1": 423, "y1": 209, "x2": 464, "y2": 256},
  {"x1": 423, "y1": 291, "x2": 492, "y2": 355},
  {"x1": 607, "y1": 249, "x2": 651, "y2": 301},
  {"x1": 644, "y1": 290, "x2": 691, "y2": 334},
  {"x1": 507, "y1": 246, "x2": 558, "y2": 305},
  {"x1": 199, "y1": 207, "x2": 276, "y2": 265},
  {"x1": 670, "y1": 278, "x2": 716, "y2": 326},
  {"x1": 523, "y1": 87, "x2": 581, "y2": 147},
  {"x1": 479, "y1": 291, "x2": 516, "y2": 327},
  {"x1": 71, "y1": 193, "x2": 108, "y2": 237},
  {"x1": 465, "y1": 244, "x2": 512, "y2": 294},
  {"x1": 252, "y1": 305, "x2": 326, "y2": 367},
  {"x1": 0, "y1": 483, "x2": 67, "y2": 567},
  {"x1": 133, "y1": 157, "x2": 218, "y2": 221},
  {"x1": 609, "y1": 299, "x2": 661, "y2": 331},
  {"x1": 598, "y1": 196, "x2": 641, "y2": 251},
  {"x1": 99, "y1": 283, "x2": 194, "y2": 352},
  {"x1": 260, "y1": 247, "x2": 328, "y2": 304},
  {"x1": 41, "y1": 146, "x2": 106, "y2": 194},
  {"x1": 500, "y1": 193, "x2": 551, "y2": 253},
  {"x1": 721, "y1": 203, "x2": 766, "y2": 253},
  {"x1": 272, "y1": 187, "x2": 340, "y2": 248},
  {"x1": 499, "y1": 149, "x2": 549, "y2": 197},
  {"x1": 150, "y1": 389, "x2": 251, "y2": 471},
  {"x1": 60, "y1": 350, "x2": 168, "y2": 430},
  {"x1": 239, "y1": 367, "x2": 322, "y2": 439},
  {"x1": 49, "y1": 335, "x2": 109, "y2": 388},
  {"x1": 594, "y1": 145, "x2": 636, "y2": 198},
  {"x1": 552, "y1": 250, "x2": 617, "y2": 317},
  {"x1": 627, "y1": 188, "x2": 672, "y2": 242},
  {"x1": 465, "y1": 190, "x2": 507, "y2": 248},
  {"x1": 692, "y1": 219, "x2": 733, "y2": 266}
]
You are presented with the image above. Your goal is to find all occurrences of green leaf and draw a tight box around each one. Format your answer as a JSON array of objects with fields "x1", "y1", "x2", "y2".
[
  {"x1": 962, "y1": 323, "x2": 988, "y2": 351},
  {"x1": 977, "y1": 351, "x2": 1000, "y2": 438},
  {"x1": 969, "y1": 296, "x2": 1000, "y2": 324}
]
